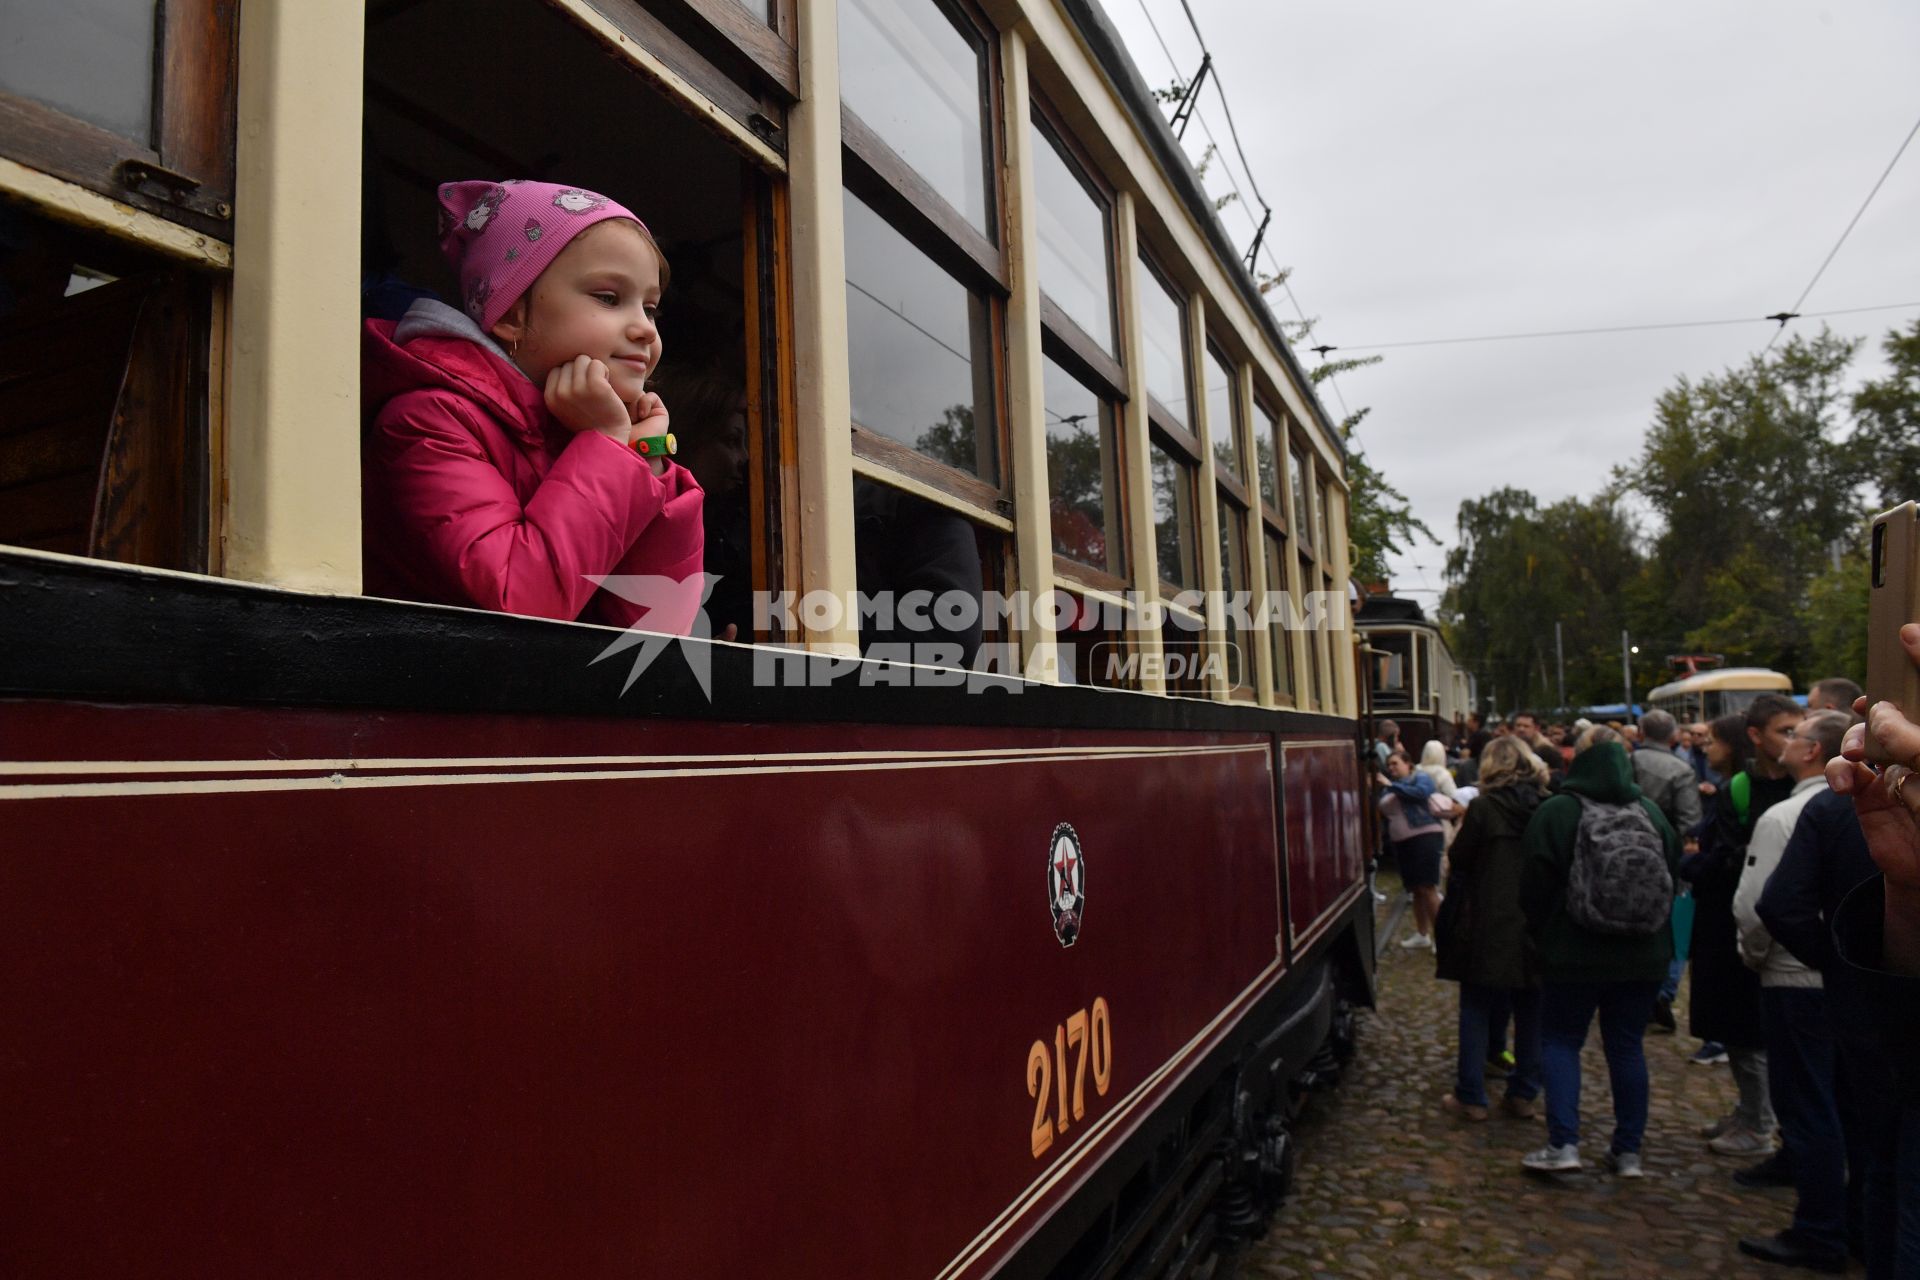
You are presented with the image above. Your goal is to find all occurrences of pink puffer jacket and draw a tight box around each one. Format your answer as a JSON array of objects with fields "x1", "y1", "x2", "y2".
[{"x1": 362, "y1": 304, "x2": 704, "y2": 631}]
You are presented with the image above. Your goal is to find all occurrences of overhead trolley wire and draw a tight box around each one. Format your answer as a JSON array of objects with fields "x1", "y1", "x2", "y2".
[
  {"x1": 1330, "y1": 300, "x2": 1920, "y2": 353},
  {"x1": 1765, "y1": 108, "x2": 1920, "y2": 353},
  {"x1": 1130, "y1": 0, "x2": 1356, "y2": 422}
]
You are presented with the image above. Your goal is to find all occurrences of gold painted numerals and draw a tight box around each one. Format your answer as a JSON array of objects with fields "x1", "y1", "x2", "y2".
[{"x1": 1027, "y1": 997, "x2": 1113, "y2": 1158}]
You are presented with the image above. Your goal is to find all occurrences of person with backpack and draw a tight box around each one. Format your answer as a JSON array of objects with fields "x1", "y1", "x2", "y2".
[{"x1": 1517, "y1": 729, "x2": 1681, "y2": 1177}]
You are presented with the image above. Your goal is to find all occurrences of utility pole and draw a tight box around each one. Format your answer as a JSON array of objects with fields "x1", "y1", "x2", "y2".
[
  {"x1": 1555, "y1": 621, "x2": 1566, "y2": 713},
  {"x1": 1621, "y1": 630, "x2": 1633, "y2": 714}
]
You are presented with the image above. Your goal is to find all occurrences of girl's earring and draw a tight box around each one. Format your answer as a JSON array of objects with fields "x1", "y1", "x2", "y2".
[{"x1": 510, "y1": 336, "x2": 520, "y2": 358}]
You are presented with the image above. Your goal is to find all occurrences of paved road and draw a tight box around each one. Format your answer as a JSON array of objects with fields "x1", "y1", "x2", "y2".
[{"x1": 1244, "y1": 877, "x2": 1803, "y2": 1279}]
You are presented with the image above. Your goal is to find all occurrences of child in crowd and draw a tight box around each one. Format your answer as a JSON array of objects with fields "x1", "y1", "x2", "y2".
[{"x1": 362, "y1": 180, "x2": 703, "y2": 630}]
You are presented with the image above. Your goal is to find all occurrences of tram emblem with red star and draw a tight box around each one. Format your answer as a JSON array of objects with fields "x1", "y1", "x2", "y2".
[{"x1": 1047, "y1": 823, "x2": 1086, "y2": 947}]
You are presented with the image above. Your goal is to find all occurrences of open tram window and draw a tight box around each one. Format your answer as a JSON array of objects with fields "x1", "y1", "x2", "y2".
[
  {"x1": 360, "y1": 0, "x2": 788, "y2": 641},
  {"x1": 0, "y1": 200, "x2": 211, "y2": 570}
]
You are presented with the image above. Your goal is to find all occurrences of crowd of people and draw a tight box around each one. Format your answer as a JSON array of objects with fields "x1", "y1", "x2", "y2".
[{"x1": 1368, "y1": 642, "x2": 1920, "y2": 1277}]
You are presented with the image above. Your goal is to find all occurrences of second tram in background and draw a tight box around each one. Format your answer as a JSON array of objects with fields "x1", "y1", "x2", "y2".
[{"x1": 1356, "y1": 585, "x2": 1475, "y2": 753}]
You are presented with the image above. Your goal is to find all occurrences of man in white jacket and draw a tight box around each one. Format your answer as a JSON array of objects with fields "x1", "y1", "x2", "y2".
[{"x1": 1732, "y1": 709, "x2": 1853, "y2": 1274}]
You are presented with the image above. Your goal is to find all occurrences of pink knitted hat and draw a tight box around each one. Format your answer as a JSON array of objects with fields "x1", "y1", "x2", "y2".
[{"x1": 437, "y1": 179, "x2": 648, "y2": 333}]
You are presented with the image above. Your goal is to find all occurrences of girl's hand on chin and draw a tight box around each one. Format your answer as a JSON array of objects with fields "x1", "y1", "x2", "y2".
[
  {"x1": 545, "y1": 355, "x2": 632, "y2": 440},
  {"x1": 630, "y1": 390, "x2": 669, "y2": 440}
]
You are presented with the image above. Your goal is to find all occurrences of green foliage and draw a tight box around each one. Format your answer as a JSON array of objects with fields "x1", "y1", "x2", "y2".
[
  {"x1": 1439, "y1": 489, "x2": 1643, "y2": 711},
  {"x1": 1852, "y1": 318, "x2": 1920, "y2": 509},
  {"x1": 1622, "y1": 327, "x2": 1868, "y2": 680},
  {"x1": 1441, "y1": 323, "x2": 1902, "y2": 711}
]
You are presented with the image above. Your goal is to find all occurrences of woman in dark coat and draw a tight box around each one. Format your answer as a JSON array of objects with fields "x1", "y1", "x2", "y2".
[{"x1": 1437, "y1": 736, "x2": 1549, "y2": 1119}]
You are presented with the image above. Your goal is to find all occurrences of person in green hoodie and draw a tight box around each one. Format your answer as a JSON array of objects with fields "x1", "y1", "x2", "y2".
[{"x1": 1518, "y1": 728, "x2": 1682, "y2": 1177}]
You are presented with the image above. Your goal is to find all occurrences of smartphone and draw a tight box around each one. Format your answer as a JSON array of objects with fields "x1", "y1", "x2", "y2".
[{"x1": 1865, "y1": 500, "x2": 1920, "y2": 763}]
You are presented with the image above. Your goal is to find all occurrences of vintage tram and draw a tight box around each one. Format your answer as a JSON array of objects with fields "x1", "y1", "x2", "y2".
[
  {"x1": 0, "y1": 0, "x2": 1375, "y2": 1276},
  {"x1": 1357, "y1": 586, "x2": 1473, "y2": 753}
]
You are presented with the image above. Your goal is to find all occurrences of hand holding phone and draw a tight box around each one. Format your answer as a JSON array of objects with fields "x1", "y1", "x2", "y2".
[{"x1": 1865, "y1": 502, "x2": 1920, "y2": 763}]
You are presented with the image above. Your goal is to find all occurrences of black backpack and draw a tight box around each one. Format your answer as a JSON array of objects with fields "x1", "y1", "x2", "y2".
[{"x1": 1563, "y1": 794, "x2": 1672, "y2": 935}]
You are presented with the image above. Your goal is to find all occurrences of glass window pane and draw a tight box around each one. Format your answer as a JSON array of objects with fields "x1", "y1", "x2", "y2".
[
  {"x1": 844, "y1": 190, "x2": 997, "y2": 482},
  {"x1": 1205, "y1": 346, "x2": 1240, "y2": 480},
  {"x1": 0, "y1": 0, "x2": 156, "y2": 142},
  {"x1": 840, "y1": 0, "x2": 992, "y2": 236},
  {"x1": 1289, "y1": 446, "x2": 1310, "y2": 547},
  {"x1": 1150, "y1": 439, "x2": 1198, "y2": 591},
  {"x1": 1319, "y1": 482, "x2": 1334, "y2": 560},
  {"x1": 1254, "y1": 403, "x2": 1279, "y2": 508},
  {"x1": 854, "y1": 478, "x2": 990, "y2": 668},
  {"x1": 1302, "y1": 554, "x2": 1324, "y2": 707},
  {"x1": 1265, "y1": 531, "x2": 1295, "y2": 699},
  {"x1": 1218, "y1": 496, "x2": 1250, "y2": 690},
  {"x1": 1043, "y1": 355, "x2": 1125, "y2": 577},
  {"x1": 743, "y1": 0, "x2": 772, "y2": 21},
  {"x1": 1137, "y1": 258, "x2": 1188, "y2": 426},
  {"x1": 1031, "y1": 120, "x2": 1113, "y2": 354}
]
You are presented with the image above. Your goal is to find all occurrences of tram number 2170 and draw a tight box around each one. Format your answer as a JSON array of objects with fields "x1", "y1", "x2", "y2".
[{"x1": 1026, "y1": 998, "x2": 1113, "y2": 1158}]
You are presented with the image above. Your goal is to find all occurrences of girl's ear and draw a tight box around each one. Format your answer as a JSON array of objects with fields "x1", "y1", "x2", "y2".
[{"x1": 489, "y1": 297, "x2": 530, "y2": 349}]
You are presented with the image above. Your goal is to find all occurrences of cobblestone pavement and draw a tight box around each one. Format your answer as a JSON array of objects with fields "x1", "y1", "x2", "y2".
[{"x1": 1244, "y1": 876, "x2": 1807, "y2": 1279}]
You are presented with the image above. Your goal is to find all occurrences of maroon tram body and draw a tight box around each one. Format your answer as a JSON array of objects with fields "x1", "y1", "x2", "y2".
[{"x1": 0, "y1": 553, "x2": 1373, "y2": 1278}]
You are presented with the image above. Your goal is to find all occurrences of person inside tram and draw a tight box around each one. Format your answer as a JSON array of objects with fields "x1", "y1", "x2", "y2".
[{"x1": 361, "y1": 180, "x2": 705, "y2": 632}]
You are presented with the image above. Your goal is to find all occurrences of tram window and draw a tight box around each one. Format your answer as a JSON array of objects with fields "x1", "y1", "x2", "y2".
[
  {"x1": 1150, "y1": 437, "x2": 1199, "y2": 593},
  {"x1": 839, "y1": 0, "x2": 994, "y2": 238},
  {"x1": 1302, "y1": 553, "x2": 1325, "y2": 707},
  {"x1": 1319, "y1": 480, "x2": 1334, "y2": 558},
  {"x1": 1160, "y1": 607, "x2": 1208, "y2": 698},
  {"x1": 1205, "y1": 345, "x2": 1242, "y2": 482},
  {"x1": 361, "y1": 0, "x2": 780, "y2": 632},
  {"x1": 0, "y1": 202, "x2": 209, "y2": 569},
  {"x1": 1057, "y1": 591, "x2": 1136, "y2": 690},
  {"x1": 1254, "y1": 401, "x2": 1280, "y2": 510},
  {"x1": 1041, "y1": 354, "x2": 1125, "y2": 580},
  {"x1": 1218, "y1": 496, "x2": 1252, "y2": 695},
  {"x1": 0, "y1": 0, "x2": 235, "y2": 237},
  {"x1": 843, "y1": 191, "x2": 998, "y2": 483},
  {"x1": 1030, "y1": 115, "x2": 1114, "y2": 356},
  {"x1": 1264, "y1": 530, "x2": 1295, "y2": 702},
  {"x1": 853, "y1": 478, "x2": 1003, "y2": 668},
  {"x1": 1289, "y1": 446, "x2": 1311, "y2": 551},
  {"x1": 1136, "y1": 256, "x2": 1189, "y2": 428}
]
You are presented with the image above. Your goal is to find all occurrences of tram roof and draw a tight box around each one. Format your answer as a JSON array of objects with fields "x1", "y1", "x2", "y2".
[
  {"x1": 1646, "y1": 667, "x2": 1793, "y2": 699},
  {"x1": 1062, "y1": 0, "x2": 1345, "y2": 459}
]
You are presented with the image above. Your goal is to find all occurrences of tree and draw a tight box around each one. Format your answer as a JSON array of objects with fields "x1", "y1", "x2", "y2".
[
  {"x1": 1852, "y1": 317, "x2": 1920, "y2": 509},
  {"x1": 1620, "y1": 327, "x2": 1868, "y2": 678},
  {"x1": 1439, "y1": 488, "x2": 1644, "y2": 712}
]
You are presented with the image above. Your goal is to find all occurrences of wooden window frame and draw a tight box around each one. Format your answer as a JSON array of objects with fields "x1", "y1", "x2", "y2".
[
  {"x1": 561, "y1": 0, "x2": 791, "y2": 162},
  {"x1": 1029, "y1": 96, "x2": 1120, "y2": 368},
  {"x1": 1203, "y1": 337, "x2": 1246, "y2": 491},
  {"x1": 1150, "y1": 425, "x2": 1202, "y2": 600},
  {"x1": 1216, "y1": 485, "x2": 1254, "y2": 697},
  {"x1": 0, "y1": 0, "x2": 237, "y2": 237},
  {"x1": 1137, "y1": 250, "x2": 1194, "y2": 440},
  {"x1": 1254, "y1": 392, "x2": 1288, "y2": 539},
  {"x1": 1041, "y1": 363, "x2": 1129, "y2": 592},
  {"x1": 838, "y1": 0, "x2": 1011, "y2": 523}
]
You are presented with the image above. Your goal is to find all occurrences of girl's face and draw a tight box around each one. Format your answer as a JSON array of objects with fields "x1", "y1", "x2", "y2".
[
  {"x1": 1386, "y1": 755, "x2": 1410, "y2": 780},
  {"x1": 494, "y1": 221, "x2": 663, "y2": 406}
]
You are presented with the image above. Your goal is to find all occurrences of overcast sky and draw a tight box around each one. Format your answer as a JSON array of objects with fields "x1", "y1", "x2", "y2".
[{"x1": 1101, "y1": 0, "x2": 1920, "y2": 604}]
